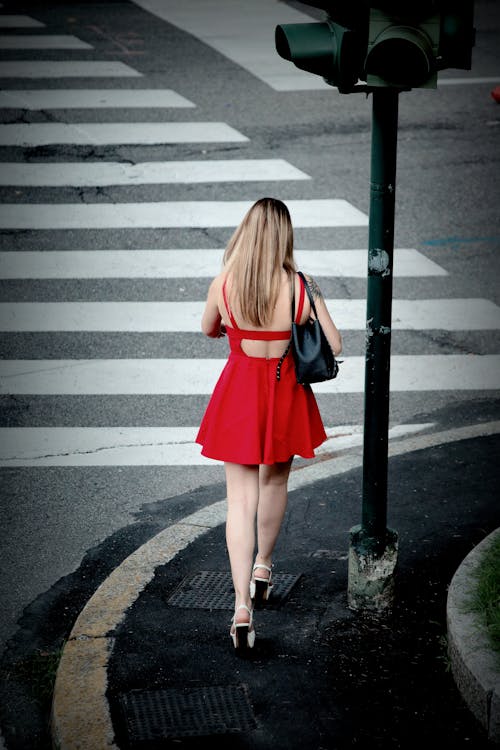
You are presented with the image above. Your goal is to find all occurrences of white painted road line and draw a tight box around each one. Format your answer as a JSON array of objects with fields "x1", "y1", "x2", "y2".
[
  {"x1": 1, "y1": 299, "x2": 498, "y2": 332},
  {"x1": 0, "y1": 89, "x2": 195, "y2": 109},
  {"x1": 0, "y1": 159, "x2": 310, "y2": 186},
  {"x1": 0, "y1": 15, "x2": 44, "y2": 28},
  {"x1": 0, "y1": 423, "x2": 434, "y2": 466},
  {"x1": 1, "y1": 356, "x2": 498, "y2": 394},
  {"x1": 132, "y1": 0, "x2": 330, "y2": 92},
  {"x1": 0, "y1": 199, "x2": 368, "y2": 229},
  {"x1": 0, "y1": 35, "x2": 93, "y2": 49},
  {"x1": 0, "y1": 249, "x2": 447, "y2": 279},
  {"x1": 4, "y1": 199, "x2": 367, "y2": 229},
  {"x1": 0, "y1": 61, "x2": 141, "y2": 78},
  {"x1": 0, "y1": 122, "x2": 248, "y2": 146},
  {"x1": 438, "y1": 77, "x2": 500, "y2": 86}
]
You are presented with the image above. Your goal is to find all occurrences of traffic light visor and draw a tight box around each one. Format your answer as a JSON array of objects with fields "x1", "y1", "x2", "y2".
[
  {"x1": 275, "y1": 22, "x2": 334, "y2": 76},
  {"x1": 366, "y1": 24, "x2": 436, "y2": 87}
]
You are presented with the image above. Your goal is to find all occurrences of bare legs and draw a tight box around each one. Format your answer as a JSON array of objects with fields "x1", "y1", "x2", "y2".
[
  {"x1": 255, "y1": 460, "x2": 292, "y2": 571},
  {"x1": 225, "y1": 463, "x2": 259, "y2": 622},
  {"x1": 224, "y1": 459, "x2": 292, "y2": 625}
]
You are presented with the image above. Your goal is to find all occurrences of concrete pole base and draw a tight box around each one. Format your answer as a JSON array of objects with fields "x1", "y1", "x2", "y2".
[{"x1": 347, "y1": 525, "x2": 399, "y2": 612}]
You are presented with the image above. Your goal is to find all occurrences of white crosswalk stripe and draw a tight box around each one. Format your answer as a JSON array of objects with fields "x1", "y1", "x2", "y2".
[
  {"x1": 0, "y1": 15, "x2": 44, "y2": 28},
  {"x1": 0, "y1": 159, "x2": 310, "y2": 186},
  {"x1": 0, "y1": 89, "x2": 195, "y2": 108},
  {"x1": 0, "y1": 249, "x2": 447, "y2": 279},
  {"x1": 0, "y1": 199, "x2": 368, "y2": 229},
  {"x1": 1, "y1": 356, "x2": 499, "y2": 395},
  {"x1": 0, "y1": 423, "x2": 434, "y2": 467},
  {"x1": 1, "y1": 299, "x2": 498, "y2": 332},
  {"x1": 0, "y1": 122, "x2": 248, "y2": 146},
  {"x1": 0, "y1": 61, "x2": 142, "y2": 77}
]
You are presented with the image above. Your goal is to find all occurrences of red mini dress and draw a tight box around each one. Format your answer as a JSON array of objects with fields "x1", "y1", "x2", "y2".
[{"x1": 196, "y1": 275, "x2": 327, "y2": 465}]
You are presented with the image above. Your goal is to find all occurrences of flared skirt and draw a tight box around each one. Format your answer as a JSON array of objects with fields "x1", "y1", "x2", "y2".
[{"x1": 196, "y1": 351, "x2": 326, "y2": 465}]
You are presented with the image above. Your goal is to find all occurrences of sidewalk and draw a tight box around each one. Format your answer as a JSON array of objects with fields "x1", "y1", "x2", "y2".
[{"x1": 52, "y1": 425, "x2": 500, "y2": 750}]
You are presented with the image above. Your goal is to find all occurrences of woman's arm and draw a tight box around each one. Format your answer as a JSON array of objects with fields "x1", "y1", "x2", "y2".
[
  {"x1": 201, "y1": 276, "x2": 225, "y2": 338},
  {"x1": 305, "y1": 275, "x2": 343, "y2": 356}
]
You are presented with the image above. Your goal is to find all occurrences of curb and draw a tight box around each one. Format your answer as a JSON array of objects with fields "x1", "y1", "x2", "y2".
[
  {"x1": 51, "y1": 421, "x2": 500, "y2": 749},
  {"x1": 447, "y1": 527, "x2": 500, "y2": 745}
]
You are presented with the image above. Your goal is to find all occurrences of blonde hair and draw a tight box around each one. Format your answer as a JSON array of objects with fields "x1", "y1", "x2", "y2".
[{"x1": 222, "y1": 197, "x2": 296, "y2": 327}]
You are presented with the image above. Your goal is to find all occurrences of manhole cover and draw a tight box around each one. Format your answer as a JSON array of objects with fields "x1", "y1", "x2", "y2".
[
  {"x1": 167, "y1": 570, "x2": 301, "y2": 609},
  {"x1": 119, "y1": 684, "x2": 257, "y2": 741}
]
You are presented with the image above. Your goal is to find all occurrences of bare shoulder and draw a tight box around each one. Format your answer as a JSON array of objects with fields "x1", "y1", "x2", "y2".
[
  {"x1": 212, "y1": 272, "x2": 225, "y2": 287},
  {"x1": 208, "y1": 272, "x2": 224, "y2": 295}
]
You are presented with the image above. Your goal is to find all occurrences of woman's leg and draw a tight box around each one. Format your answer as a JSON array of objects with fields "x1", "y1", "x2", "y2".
[
  {"x1": 254, "y1": 458, "x2": 293, "y2": 573},
  {"x1": 224, "y1": 462, "x2": 259, "y2": 623}
]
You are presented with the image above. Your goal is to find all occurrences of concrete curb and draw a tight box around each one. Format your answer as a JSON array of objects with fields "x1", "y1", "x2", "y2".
[
  {"x1": 50, "y1": 421, "x2": 500, "y2": 749},
  {"x1": 447, "y1": 527, "x2": 500, "y2": 745}
]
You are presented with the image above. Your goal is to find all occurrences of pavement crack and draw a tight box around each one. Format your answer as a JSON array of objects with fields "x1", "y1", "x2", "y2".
[{"x1": 0, "y1": 438, "x2": 194, "y2": 463}]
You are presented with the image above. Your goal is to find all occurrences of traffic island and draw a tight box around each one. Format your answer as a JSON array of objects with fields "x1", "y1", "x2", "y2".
[{"x1": 447, "y1": 527, "x2": 500, "y2": 744}]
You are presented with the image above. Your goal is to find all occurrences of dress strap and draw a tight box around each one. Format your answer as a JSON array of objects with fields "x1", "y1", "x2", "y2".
[
  {"x1": 227, "y1": 327, "x2": 290, "y2": 341},
  {"x1": 222, "y1": 279, "x2": 238, "y2": 329},
  {"x1": 291, "y1": 271, "x2": 306, "y2": 324},
  {"x1": 295, "y1": 273, "x2": 306, "y2": 322}
]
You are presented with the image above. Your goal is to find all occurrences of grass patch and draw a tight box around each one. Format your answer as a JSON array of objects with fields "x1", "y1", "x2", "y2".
[
  {"x1": 468, "y1": 534, "x2": 500, "y2": 657},
  {"x1": 12, "y1": 646, "x2": 64, "y2": 709}
]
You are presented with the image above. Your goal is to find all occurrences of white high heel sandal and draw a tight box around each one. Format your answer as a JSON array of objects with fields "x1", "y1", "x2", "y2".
[
  {"x1": 250, "y1": 563, "x2": 273, "y2": 603},
  {"x1": 230, "y1": 604, "x2": 255, "y2": 649}
]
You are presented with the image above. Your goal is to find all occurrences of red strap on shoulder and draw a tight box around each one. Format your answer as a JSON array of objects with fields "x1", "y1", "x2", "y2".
[
  {"x1": 295, "y1": 273, "x2": 305, "y2": 322},
  {"x1": 222, "y1": 279, "x2": 238, "y2": 329}
]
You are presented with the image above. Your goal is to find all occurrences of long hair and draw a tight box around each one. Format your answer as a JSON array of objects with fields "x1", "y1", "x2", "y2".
[{"x1": 222, "y1": 197, "x2": 296, "y2": 327}]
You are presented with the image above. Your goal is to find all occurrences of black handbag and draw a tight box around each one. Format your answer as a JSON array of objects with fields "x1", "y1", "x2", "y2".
[{"x1": 277, "y1": 271, "x2": 340, "y2": 385}]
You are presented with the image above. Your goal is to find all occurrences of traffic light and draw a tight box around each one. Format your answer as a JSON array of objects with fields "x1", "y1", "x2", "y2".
[
  {"x1": 275, "y1": 1, "x2": 475, "y2": 92},
  {"x1": 275, "y1": 3, "x2": 367, "y2": 94},
  {"x1": 365, "y1": 6, "x2": 441, "y2": 88},
  {"x1": 365, "y1": 1, "x2": 475, "y2": 88}
]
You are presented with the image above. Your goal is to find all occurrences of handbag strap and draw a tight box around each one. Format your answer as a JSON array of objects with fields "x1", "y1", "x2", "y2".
[
  {"x1": 296, "y1": 271, "x2": 318, "y2": 320},
  {"x1": 276, "y1": 271, "x2": 309, "y2": 381}
]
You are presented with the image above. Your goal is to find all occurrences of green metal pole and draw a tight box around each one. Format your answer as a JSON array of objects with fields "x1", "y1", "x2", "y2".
[{"x1": 361, "y1": 87, "x2": 399, "y2": 554}]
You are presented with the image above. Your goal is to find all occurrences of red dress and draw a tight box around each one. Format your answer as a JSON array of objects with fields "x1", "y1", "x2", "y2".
[{"x1": 196, "y1": 275, "x2": 327, "y2": 465}]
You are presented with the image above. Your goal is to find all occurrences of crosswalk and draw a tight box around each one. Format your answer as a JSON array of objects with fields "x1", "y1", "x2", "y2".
[{"x1": 1, "y1": 6, "x2": 499, "y2": 469}]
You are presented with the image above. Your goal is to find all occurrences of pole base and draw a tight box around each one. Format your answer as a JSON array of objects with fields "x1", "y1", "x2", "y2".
[{"x1": 347, "y1": 525, "x2": 398, "y2": 612}]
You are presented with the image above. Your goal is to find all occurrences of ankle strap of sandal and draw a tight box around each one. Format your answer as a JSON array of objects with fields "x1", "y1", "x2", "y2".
[
  {"x1": 253, "y1": 563, "x2": 272, "y2": 573},
  {"x1": 235, "y1": 603, "x2": 252, "y2": 614}
]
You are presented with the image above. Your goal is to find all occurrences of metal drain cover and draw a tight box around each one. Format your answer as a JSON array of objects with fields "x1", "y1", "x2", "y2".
[
  {"x1": 167, "y1": 570, "x2": 301, "y2": 609},
  {"x1": 119, "y1": 684, "x2": 257, "y2": 741}
]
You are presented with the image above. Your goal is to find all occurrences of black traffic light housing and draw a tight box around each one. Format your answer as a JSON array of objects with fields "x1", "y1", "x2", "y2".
[
  {"x1": 275, "y1": 1, "x2": 475, "y2": 92},
  {"x1": 365, "y1": 7, "x2": 440, "y2": 88},
  {"x1": 275, "y1": 19, "x2": 364, "y2": 93}
]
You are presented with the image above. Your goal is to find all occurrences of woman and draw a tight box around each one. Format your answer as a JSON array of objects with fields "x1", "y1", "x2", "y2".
[{"x1": 196, "y1": 198, "x2": 342, "y2": 650}]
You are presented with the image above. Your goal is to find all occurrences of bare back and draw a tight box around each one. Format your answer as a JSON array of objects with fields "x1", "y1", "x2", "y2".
[{"x1": 219, "y1": 270, "x2": 310, "y2": 359}]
